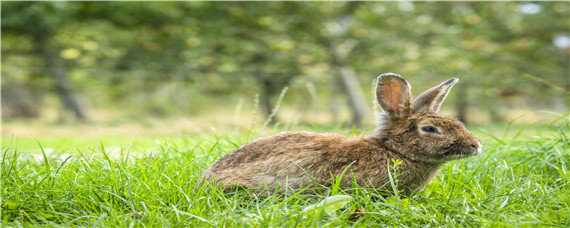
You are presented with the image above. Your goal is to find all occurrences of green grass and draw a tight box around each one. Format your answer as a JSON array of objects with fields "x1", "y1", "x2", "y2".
[{"x1": 2, "y1": 115, "x2": 569, "y2": 227}]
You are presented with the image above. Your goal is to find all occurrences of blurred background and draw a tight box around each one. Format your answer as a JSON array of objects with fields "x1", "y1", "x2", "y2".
[{"x1": 2, "y1": 1, "x2": 569, "y2": 138}]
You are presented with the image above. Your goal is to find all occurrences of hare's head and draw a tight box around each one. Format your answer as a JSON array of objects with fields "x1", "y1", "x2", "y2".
[{"x1": 374, "y1": 73, "x2": 481, "y2": 163}]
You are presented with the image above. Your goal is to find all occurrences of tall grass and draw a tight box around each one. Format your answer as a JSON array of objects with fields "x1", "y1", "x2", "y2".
[{"x1": 1, "y1": 114, "x2": 569, "y2": 227}]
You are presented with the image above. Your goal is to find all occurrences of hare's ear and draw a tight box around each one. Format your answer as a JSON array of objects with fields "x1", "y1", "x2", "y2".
[
  {"x1": 376, "y1": 73, "x2": 413, "y2": 117},
  {"x1": 412, "y1": 78, "x2": 459, "y2": 114}
]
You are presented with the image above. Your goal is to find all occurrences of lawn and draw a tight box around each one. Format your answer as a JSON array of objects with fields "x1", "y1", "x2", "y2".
[{"x1": 1, "y1": 114, "x2": 569, "y2": 227}]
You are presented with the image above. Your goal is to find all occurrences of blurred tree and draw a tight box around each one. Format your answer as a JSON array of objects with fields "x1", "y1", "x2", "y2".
[
  {"x1": 2, "y1": 2, "x2": 86, "y2": 121},
  {"x1": 2, "y1": 2, "x2": 568, "y2": 125},
  {"x1": 313, "y1": 2, "x2": 370, "y2": 128}
]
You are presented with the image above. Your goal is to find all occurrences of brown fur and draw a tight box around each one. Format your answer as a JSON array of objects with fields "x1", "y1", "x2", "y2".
[{"x1": 200, "y1": 73, "x2": 482, "y2": 195}]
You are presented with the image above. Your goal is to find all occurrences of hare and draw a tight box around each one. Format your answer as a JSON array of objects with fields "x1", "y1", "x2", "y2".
[{"x1": 201, "y1": 73, "x2": 482, "y2": 195}]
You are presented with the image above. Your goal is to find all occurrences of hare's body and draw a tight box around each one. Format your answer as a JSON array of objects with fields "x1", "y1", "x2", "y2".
[
  {"x1": 201, "y1": 73, "x2": 481, "y2": 195},
  {"x1": 202, "y1": 131, "x2": 443, "y2": 194}
]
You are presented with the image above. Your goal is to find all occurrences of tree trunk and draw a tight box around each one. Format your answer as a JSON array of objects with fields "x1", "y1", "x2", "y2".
[
  {"x1": 260, "y1": 78, "x2": 275, "y2": 122},
  {"x1": 324, "y1": 2, "x2": 368, "y2": 128},
  {"x1": 455, "y1": 81, "x2": 468, "y2": 124},
  {"x1": 254, "y1": 73, "x2": 295, "y2": 125},
  {"x1": 338, "y1": 67, "x2": 368, "y2": 128},
  {"x1": 1, "y1": 83, "x2": 40, "y2": 118},
  {"x1": 33, "y1": 35, "x2": 86, "y2": 122}
]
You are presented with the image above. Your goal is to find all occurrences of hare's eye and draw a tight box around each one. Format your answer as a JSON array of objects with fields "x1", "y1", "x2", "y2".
[{"x1": 421, "y1": 126, "x2": 439, "y2": 134}]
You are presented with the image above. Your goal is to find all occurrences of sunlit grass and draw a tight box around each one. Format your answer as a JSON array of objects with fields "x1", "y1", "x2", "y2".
[{"x1": 1, "y1": 114, "x2": 569, "y2": 226}]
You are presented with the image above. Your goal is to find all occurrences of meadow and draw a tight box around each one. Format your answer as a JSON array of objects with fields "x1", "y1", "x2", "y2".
[
  {"x1": 1, "y1": 113, "x2": 569, "y2": 227},
  {"x1": 3, "y1": 2, "x2": 568, "y2": 227}
]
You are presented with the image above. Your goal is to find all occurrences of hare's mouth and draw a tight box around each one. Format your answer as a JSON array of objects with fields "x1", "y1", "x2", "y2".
[
  {"x1": 438, "y1": 141, "x2": 482, "y2": 160},
  {"x1": 416, "y1": 148, "x2": 480, "y2": 163},
  {"x1": 414, "y1": 144, "x2": 482, "y2": 162},
  {"x1": 442, "y1": 147, "x2": 480, "y2": 159}
]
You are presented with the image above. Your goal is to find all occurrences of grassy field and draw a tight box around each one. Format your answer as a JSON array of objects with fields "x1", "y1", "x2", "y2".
[{"x1": 1, "y1": 113, "x2": 569, "y2": 227}]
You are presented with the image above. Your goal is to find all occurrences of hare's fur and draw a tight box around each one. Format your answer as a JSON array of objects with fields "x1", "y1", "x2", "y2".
[{"x1": 201, "y1": 73, "x2": 481, "y2": 195}]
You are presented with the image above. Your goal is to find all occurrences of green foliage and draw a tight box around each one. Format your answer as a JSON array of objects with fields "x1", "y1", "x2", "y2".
[
  {"x1": 2, "y1": 117, "x2": 568, "y2": 226},
  {"x1": 2, "y1": 2, "x2": 568, "y2": 120},
  {"x1": 302, "y1": 195, "x2": 353, "y2": 216}
]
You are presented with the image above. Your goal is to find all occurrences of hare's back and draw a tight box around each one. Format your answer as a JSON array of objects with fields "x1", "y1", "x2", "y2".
[{"x1": 206, "y1": 131, "x2": 347, "y2": 172}]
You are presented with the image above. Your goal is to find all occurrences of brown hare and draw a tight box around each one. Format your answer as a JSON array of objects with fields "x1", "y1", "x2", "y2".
[{"x1": 201, "y1": 73, "x2": 482, "y2": 195}]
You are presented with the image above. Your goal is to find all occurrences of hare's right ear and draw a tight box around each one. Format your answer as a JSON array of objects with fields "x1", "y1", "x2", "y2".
[
  {"x1": 376, "y1": 73, "x2": 413, "y2": 117},
  {"x1": 412, "y1": 78, "x2": 458, "y2": 114}
]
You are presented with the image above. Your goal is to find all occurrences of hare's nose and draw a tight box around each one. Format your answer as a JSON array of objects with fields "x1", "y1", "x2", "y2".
[
  {"x1": 470, "y1": 140, "x2": 482, "y2": 153},
  {"x1": 472, "y1": 141, "x2": 482, "y2": 148}
]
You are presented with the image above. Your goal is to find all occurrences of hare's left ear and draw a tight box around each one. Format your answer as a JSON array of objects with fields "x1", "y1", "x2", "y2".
[
  {"x1": 376, "y1": 73, "x2": 413, "y2": 117},
  {"x1": 412, "y1": 78, "x2": 459, "y2": 114}
]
